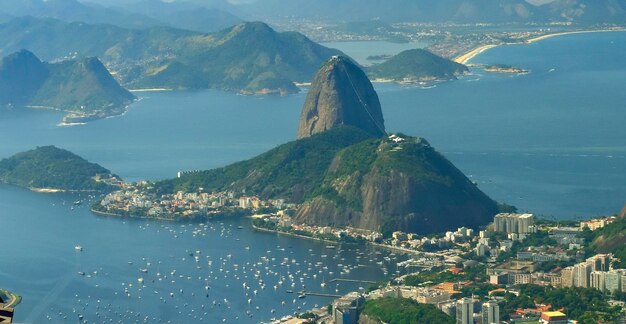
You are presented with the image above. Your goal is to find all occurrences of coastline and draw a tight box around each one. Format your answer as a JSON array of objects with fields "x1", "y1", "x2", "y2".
[
  {"x1": 90, "y1": 206, "x2": 247, "y2": 222},
  {"x1": 252, "y1": 224, "x2": 420, "y2": 255},
  {"x1": 454, "y1": 28, "x2": 625, "y2": 65},
  {"x1": 90, "y1": 207, "x2": 182, "y2": 222},
  {"x1": 251, "y1": 224, "x2": 339, "y2": 245},
  {"x1": 454, "y1": 44, "x2": 498, "y2": 64}
]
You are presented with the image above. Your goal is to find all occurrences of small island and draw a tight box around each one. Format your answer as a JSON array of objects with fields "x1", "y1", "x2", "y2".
[
  {"x1": 484, "y1": 64, "x2": 529, "y2": 74},
  {"x1": 366, "y1": 49, "x2": 469, "y2": 84},
  {"x1": 0, "y1": 146, "x2": 121, "y2": 192}
]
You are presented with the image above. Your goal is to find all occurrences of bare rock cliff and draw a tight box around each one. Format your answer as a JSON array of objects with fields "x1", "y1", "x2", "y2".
[{"x1": 297, "y1": 56, "x2": 385, "y2": 139}]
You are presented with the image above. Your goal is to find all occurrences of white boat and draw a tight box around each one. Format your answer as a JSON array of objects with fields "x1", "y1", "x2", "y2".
[{"x1": 74, "y1": 245, "x2": 83, "y2": 251}]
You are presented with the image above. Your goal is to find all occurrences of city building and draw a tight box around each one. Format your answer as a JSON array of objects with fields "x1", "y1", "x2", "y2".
[
  {"x1": 440, "y1": 301, "x2": 457, "y2": 317},
  {"x1": 481, "y1": 300, "x2": 499, "y2": 324},
  {"x1": 605, "y1": 270, "x2": 622, "y2": 293},
  {"x1": 574, "y1": 262, "x2": 593, "y2": 288},
  {"x1": 456, "y1": 298, "x2": 474, "y2": 324},
  {"x1": 540, "y1": 311, "x2": 568, "y2": 324},
  {"x1": 475, "y1": 243, "x2": 489, "y2": 257},
  {"x1": 586, "y1": 254, "x2": 611, "y2": 272},
  {"x1": 590, "y1": 271, "x2": 606, "y2": 292},
  {"x1": 494, "y1": 213, "x2": 535, "y2": 234},
  {"x1": 580, "y1": 217, "x2": 616, "y2": 231},
  {"x1": 333, "y1": 292, "x2": 365, "y2": 324}
]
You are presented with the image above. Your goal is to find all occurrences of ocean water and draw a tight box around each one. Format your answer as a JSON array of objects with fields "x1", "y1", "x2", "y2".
[
  {"x1": 322, "y1": 41, "x2": 428, "y2": 66},
  {"x1": 0, "y1": 31, "x2": 625, "y2": 322}
]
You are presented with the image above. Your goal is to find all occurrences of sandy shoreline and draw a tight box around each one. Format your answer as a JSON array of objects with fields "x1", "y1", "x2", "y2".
[
  {"x1": 525, "y1": 29, "x2": 623, "y2": 44},
  {"x1": 454, "y1": 29, "x2": 625, "y2": 65},
  {"x1": 454, "y1": 44, "x2": 499, "y2": 64},
  {"x1": 128, "y1": 88, "x2": 173, "y2": 92}
]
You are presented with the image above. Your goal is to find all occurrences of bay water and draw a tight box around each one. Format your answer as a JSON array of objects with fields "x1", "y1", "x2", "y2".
[{"x1": 1, "y1": 31, "x2": 625, "y2": 322}]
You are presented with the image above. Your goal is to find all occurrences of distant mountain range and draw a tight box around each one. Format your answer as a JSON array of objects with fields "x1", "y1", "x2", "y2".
[
  {"x1": 119, "y1": 0, "x2": 242, "y2": 33},
  {"x1": 0, "y1": 17, "x2": 343, "y2": 94},
  {"x1": 234, "y1": 0, "x2": 626, "y2": 24},
  {"x1": 0, "y1": 0, "x2": 242, "y2": 33},
  {"x1": 0, "y1": 0, "x2": 159, "y2": 29},
  {"x1": 0, "y1": 50, "x2": 135, "y2": 123},
  {"x1": 7, "y1": 0, "x2": 625, "y2": 30}
]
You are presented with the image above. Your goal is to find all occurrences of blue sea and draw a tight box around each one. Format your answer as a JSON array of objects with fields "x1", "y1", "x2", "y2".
[{"x1": 0, "y1": 31, "x2": 625, "y2": 322}]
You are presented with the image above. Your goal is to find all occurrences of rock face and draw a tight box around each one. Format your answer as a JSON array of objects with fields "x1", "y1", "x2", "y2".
[
  {"x1": 292, "y1": 136, "x2": 498, "y2": 235},
  {"x1": 620, "y1": 204, "x2": 626, "y2": 219},
  {"x1": 297, "y1": 56, "x2": 386, "y2": 139}
]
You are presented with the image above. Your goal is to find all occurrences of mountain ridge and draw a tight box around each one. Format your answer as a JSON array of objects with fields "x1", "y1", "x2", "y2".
[
  {"x1": 0, "y1": 17, "x2": 344, "y2": 94},
  {"x1": 0, "y1": 50, "x2": 135, "y2": 123}
]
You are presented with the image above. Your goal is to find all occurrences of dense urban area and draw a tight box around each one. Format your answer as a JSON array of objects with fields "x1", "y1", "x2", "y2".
[{"x1": 92, "y1": 179, "x2": 626, "y2": 324}]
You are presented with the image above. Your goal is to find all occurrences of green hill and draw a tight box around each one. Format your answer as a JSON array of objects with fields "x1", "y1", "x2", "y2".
[
  {"x1": 0, "y1": 17, "x2": 344, "y2": 94},
  {"x1": 156, "y1": 126, "x2": 497, "y2": 234},
  {"x1": 0, "y1": 146, "x2": 119, "y2": 191},
  {"x1": 589, "y1": 209, "x2": 626, "y2": 268},
  {"x1": 157, "y1": 126, "x2": 375, "y2": 202},
  {"x1": 0, "y1": 50, "x2": 135, "y2": 123},
  {"x1": 367, "y1": 49, "x2": 469, "y2": 82},
  {"x1": 360, "y1": 297, "x2": 455, "y2": 324}
]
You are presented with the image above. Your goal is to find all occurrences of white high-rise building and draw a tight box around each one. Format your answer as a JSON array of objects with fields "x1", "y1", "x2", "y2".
[
  {"x1": 494, "y1": 213, "x2": 534, "y2": 234},
  {"x1": 481, "y1": 300, "x2": 499, "y2": 324},
  {"x1": 590, "y1": 271, "x2": 606, "y2": 292},
  {"x1": 605, "y1": 271, "x2": 622, "y2": 294},
  {"x1": 574, "y1": 262, "x2": 593, "y2": 288},
  {"x1": 456, "y1": 298, "x2": 474, "y2": 324}
]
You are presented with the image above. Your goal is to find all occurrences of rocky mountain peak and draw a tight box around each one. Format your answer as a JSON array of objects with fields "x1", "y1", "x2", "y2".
[{"x1": 297, "y1": 55, "x2": 386, "y2": 139}]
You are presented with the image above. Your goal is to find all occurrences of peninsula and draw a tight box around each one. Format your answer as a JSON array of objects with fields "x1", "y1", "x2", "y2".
[
  {"x1": 94, "y1": 56, "x2": 498, "y2": 235},
  {"x1": 0, "y1": 146, "x2": 121, "y2": 192}
]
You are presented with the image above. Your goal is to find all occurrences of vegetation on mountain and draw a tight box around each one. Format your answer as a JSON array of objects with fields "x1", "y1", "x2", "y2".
[
  {"x1": 0, "y1": 146, "x2": 119, "y2": 191},
  {"x1": 585, "y1": 213, "x2": 626, "y2": 268},
  {"x1": 156, "y1": 126, "x2": 376, "y2": 202},
  {"x1": 0, "y1": 50, "x2": 135, "y2": 122},
  {"x1": 367, "y1": 49, "x2": 469, "y2": 82},
  {"x1": 360, "y1": 297, "x2": 454, "y2": 324},
  {"x1": 0, "y1": 17, "x2": 343, "y2": 94}
]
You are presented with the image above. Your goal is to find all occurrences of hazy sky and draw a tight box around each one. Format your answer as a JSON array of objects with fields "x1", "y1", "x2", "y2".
[{"x1": 83, "y1": 0, "x2": 557, "y2": 7}]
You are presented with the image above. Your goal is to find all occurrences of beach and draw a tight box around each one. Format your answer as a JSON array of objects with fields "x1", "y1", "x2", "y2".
[
  {"x1": 454, "y1": 44, "x2": 499, "y2": 64},
  {"x1": 454, "y1": 28, "x2": 625, "y2": 65}
]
